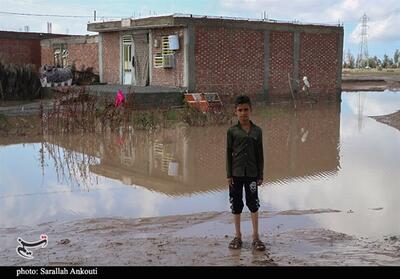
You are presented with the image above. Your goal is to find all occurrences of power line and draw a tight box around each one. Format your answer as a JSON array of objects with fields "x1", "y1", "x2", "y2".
[
  {"x1": 0, "y1": 11, "x2": 92, "y2": 18},
  {"x1": 0, "y1": 11, "x2": 129, "y2": 19}
]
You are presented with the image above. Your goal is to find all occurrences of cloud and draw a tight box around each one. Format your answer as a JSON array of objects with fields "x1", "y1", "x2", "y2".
[
  {"x1": 0, "y1": 1, "x2": 164, "y2": 34},
  {"x1": 0, "y1": 0, "x2": 100, "y2": 34},
  {"x1": 219, "y1": 0, "x2": 400, "y2": 41},
  {"x1": 220, "y1": 0, "x2": 336, "y2": 22},
  {"x1": 220, "y1": 0, "x2": 399, "y2": 21},
  {"x1": 350, "y1": 11, "x2": 400, "y2": 43}
]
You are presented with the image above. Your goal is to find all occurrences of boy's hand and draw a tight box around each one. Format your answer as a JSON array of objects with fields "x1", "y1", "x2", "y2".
[
  {"x1": 228, "y1": 178, "x2": 233, "y2": 187},
  {"x1": 256, "y1": 179, "x2": 263, "y2": 186}
]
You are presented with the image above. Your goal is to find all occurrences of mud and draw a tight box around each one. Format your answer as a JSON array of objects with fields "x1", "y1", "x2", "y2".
[
  {"x1": 1, "y1": 210, "x2": 399, "y2": 266},
  {"x1": 342, "y1": 72, "x2": 400, "y2": 91},
  {"x1": 370, "y1": 110, "x2": 400, "y2": 132}
]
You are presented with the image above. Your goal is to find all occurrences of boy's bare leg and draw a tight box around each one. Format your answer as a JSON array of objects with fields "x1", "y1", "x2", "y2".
[
  {"x1": 251, "y1": 211, "x2": 266, "y2": 250},
  {"x1": 251, "y1": 211, "x2": 259, "y2": 240},
  {"x1": 234, "y1": 214, "x2": 242, "y2": 238},
  {"x1": 229, "y1": 214, "x2": 243, "y2": 249}
]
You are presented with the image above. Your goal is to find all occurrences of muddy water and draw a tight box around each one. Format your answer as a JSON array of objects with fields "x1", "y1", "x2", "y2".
[{"x1": 0, "y1": 91, "x2": 399, "y2": 238}]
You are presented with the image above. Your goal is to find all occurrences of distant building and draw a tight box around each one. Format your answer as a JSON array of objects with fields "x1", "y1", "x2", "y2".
[
  {"x1": 40, "y1": 35, "x2": 99, "y2": 73},
  {"x1": 0, "y1": 31, "x2": 67, "y2": 70}
]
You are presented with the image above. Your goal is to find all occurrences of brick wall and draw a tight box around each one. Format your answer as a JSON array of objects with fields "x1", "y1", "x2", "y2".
[
  {"x1": 68, "y1": 43, "x2": 98, "y2": 73},
  {"x1": 151, "y1": 27, "x2": 185, "y2": 87},
  {"x1": 299, "y1": 33, "x2": 339, "y2": 100},
  {"x1": 193, "y1": 26, "x2": 340, "y2": 102},
  {"x1": 269, "y1": 31, "x2": 294, "y2": 97},
  {"x1": 103, "y1": 32, "x2": 120, "y2": 84},
  {"x1": 41, "y1": 42, "x2": 98, "y2": 73},
  {"x1": 195, "y1": 27, "x2": 264, "y2": 102},
  {"x1": 41, "y1": 46, "x2": 53, "y2": 66},
  {"x1": 0, "y1": 38, "x2": 41, "y2": 69}
]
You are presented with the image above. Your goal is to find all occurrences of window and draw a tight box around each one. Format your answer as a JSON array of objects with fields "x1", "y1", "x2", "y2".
[
  {"x1": 53, "y1": 43, "x2": 68, "y2": 67},
  {"x1": 122, "y1": 35, "x2": 133, "y2": 71},
  {"x1": 153, "y1": 36, "x2": 175, "y2": 68},
  {"x1": 154, "y1": 52, "x2": 163, "y2": 68},
  {"x1": 162, "y1": 36, "x2": 174, "y2": 55}
]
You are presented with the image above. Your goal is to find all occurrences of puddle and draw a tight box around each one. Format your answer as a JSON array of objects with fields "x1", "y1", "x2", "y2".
[{"x1": 0, "y1": 91, "x2": 399, "y2": 239}]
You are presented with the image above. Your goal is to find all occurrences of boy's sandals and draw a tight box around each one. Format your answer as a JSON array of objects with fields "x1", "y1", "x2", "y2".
[
  {"x1": 228, "y1": 237, "x2": 243, "y2": 249},
  {"x1": 252, "y1": 239, "x2": 266, "y2": 251}
]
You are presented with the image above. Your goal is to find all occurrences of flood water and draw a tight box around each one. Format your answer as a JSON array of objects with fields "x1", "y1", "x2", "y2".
[{"x1": 1, "y1": 91, "x2": 399, "y2": 238}]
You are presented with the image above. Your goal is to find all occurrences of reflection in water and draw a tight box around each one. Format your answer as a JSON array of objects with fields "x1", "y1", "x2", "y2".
[
  {"x1": 43, "y1": 103, "x2": 340, "y2": 196},
  {"x1": 1, "y1": 92, "x2": 399, "y2": 237},
  {"x1": 40, "y1": 140, "x2": 99, "y2": 191}
]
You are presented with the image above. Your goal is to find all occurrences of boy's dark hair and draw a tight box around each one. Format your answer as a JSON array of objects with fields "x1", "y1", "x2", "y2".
[{"x1": 235, "y1": 95, "x2": 252, "y2": 108}]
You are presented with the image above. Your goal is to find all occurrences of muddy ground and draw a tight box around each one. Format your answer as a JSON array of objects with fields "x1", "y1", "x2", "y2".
[
  {"x1": 370, "y1": 110, "x2": 400, "y2": 132},
  {"x1": 1, "y1": 210, "x2": 399, "y2": 266},
  {"x1": 342, "y1": 71, "x2": 400, "y2": 91}
]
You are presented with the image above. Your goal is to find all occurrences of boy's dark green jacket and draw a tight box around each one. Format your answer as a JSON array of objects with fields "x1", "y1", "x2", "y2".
[{"x1": 226, "y1": 120, "x2": 264, "y2": 179}]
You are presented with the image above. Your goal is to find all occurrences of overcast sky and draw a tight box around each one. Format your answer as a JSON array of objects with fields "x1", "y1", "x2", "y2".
[{"x1": 0, "y1": 0, "x2": 399, "y2": 58}]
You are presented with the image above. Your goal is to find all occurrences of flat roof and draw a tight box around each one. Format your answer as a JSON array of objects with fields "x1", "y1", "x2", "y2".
[
  {"x1": 0, "y1": 30, "x2": 71, "y2": 40},
  {"x1": 40, "y1": 34, "x2": 98, "y2": 46},
  {"x1": 87, "y1": 13, "x2": 343, "y2": 33}
]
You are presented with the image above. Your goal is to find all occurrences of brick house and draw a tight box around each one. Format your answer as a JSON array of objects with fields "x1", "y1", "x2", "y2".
[
  {"x1": 40, "y1": 35, "x2": 99, "y2": 73},
  {"x1": 0, "y1": 30, "x2": 99, "y2": 75},
  {"x1": 88, "y1": 14, "x2": 344, "y2": 102},
  {"x1": 0, "y1": 31, "x2": 68, "y2": 70}
]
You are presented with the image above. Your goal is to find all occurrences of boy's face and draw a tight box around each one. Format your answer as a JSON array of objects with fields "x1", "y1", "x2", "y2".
[{"x1": 235, "y1": 103, "x2": 252, "y2": 123}]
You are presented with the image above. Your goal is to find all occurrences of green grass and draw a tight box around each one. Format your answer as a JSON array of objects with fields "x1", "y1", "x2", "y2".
[{"x1": 166, "y1": 109, "x2": 179, "y2": 121}]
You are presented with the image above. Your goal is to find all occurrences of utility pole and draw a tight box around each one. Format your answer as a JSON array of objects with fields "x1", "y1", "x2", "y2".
[
  {"x1": 357, "y1": 13, "x2": 369, "y2": 68},
  {"x1": 261, "y1": 11, "x2": 267, "y2": 20},
  {"x1": 47, "y1": 22, "x2": 52, "y2": 33}
]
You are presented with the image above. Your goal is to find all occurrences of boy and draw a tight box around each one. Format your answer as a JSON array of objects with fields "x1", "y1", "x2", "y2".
[{"x1": 226, "y1": 95, "x2": 265, "y2": 251}]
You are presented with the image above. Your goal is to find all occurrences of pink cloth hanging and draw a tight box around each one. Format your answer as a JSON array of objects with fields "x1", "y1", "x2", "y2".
[{"x1": 114, "y1": 89, "x2": 125, "y2": 108}]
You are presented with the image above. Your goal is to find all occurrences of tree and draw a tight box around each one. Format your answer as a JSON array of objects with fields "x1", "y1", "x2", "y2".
[
  {"x1": 345, "y1": 49, "x2": 355, "y2": 69},
  {"x1": 342, "y1": 50, "x2": 348, "y2": 68},
  {"x1": 375, "y1": 56, "x2": 382, "y2": 68},
  {"x1": 368, "y1": 57, "x2": 378, "y2": 68},
  {"x1": 382, "y1": 54, "x2": 393, "y2": 68},
  {"x1": 394, "y1": 49, "x2": 400, "y2": 67}
]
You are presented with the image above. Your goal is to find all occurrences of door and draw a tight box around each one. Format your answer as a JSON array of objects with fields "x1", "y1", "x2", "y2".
[{"x1": 122, "y1": 35, "x2": 136, "y2": 85}]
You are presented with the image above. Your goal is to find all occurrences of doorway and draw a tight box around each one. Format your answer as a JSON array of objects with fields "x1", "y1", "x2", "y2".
[{"x1": 122, "y1": 35, "x2": 135, "y2": 85}]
